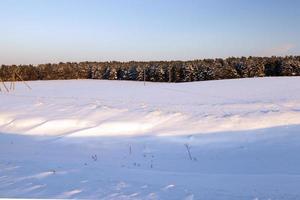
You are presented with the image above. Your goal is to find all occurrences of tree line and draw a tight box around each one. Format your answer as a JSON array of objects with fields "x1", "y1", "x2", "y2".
[{"x1": 1, "y1": 56, "x2": 300, "y2": 82}]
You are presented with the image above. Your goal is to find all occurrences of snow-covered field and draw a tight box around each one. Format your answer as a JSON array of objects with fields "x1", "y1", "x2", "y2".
[{"x1": 1, "y1": 77, "x2": 300, "y2": 199}]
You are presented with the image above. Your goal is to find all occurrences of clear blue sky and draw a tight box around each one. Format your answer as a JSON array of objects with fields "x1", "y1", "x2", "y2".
[{"x1": 0, "y1": 0, "x2": 299, "y2": 64}]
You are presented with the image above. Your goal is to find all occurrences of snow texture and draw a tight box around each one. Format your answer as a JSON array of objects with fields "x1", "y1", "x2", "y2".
[{"x1": 1, "y1": 77, "x2": 300, "y2": 199}]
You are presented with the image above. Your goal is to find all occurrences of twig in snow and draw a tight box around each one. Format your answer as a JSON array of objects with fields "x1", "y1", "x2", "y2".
[
  {"x1": 91, "y1": 154, "x2": 98, "y2": 161},
  {"x1": 184, "y1": 143, "x2": 193, "y2": 160},
  {"x1": 150, "y1": 160, "x2": 153, "y2": 168},
  {"x1": 15, "y1": 72, "x2": 31, "y2": 90},
  {"x1": 0, "y1": 78, "x2": 9, "y2": 92},
  {"x1": 143, "y1": 66, "x2": 146, "y2": 86}
]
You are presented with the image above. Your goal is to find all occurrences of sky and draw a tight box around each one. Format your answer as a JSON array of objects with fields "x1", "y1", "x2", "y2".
[{"x1": 0, "y1": 0, "x2": 299, "y2": 64}]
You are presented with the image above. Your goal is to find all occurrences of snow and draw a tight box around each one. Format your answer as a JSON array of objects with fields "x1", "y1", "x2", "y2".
[{"x1": 1, "y1": 77, "x2": 300, "y2": 199}]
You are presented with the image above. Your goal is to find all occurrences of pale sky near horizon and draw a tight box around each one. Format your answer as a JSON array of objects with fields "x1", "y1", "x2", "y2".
[{"x1": 0, "y1": 0, "x2": 299, "y2": 65}]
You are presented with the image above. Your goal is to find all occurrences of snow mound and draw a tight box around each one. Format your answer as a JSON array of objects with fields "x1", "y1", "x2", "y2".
[{"x1": 1, "y1": 77, "x2": 300, "y2": 137}]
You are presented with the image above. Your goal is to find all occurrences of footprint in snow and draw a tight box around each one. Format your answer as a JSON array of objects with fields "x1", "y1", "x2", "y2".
[
  {"x1": 141, "y1": 185, "x2": 148, "y2": 189},
  {"x1": 184, "y1": 193, "x2": 194, "y2": 200},
  {"x1": 147, "y1": 192, "x2": 158, "y2": 200},
  {"x1": 162, "y1": 184, "x2": 175, "y2": 191},
  {"x1": 115, "y1": 181, "x2": 128, "y2": 191}
]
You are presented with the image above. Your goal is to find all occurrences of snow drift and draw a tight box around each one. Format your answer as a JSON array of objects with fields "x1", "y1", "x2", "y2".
[{"x1": 1, "y1": 77, "x2": 300, "y2": 137}]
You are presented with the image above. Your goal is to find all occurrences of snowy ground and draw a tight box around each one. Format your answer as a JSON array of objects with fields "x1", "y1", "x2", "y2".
[{"x1": 1, "y1": 77, "x2": 300, "y2": 199}]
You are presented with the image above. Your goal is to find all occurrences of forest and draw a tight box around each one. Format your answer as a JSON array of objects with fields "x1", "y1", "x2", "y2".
[{"x1": 1, "y1": 56, "x2": 300, "y2": 82}]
